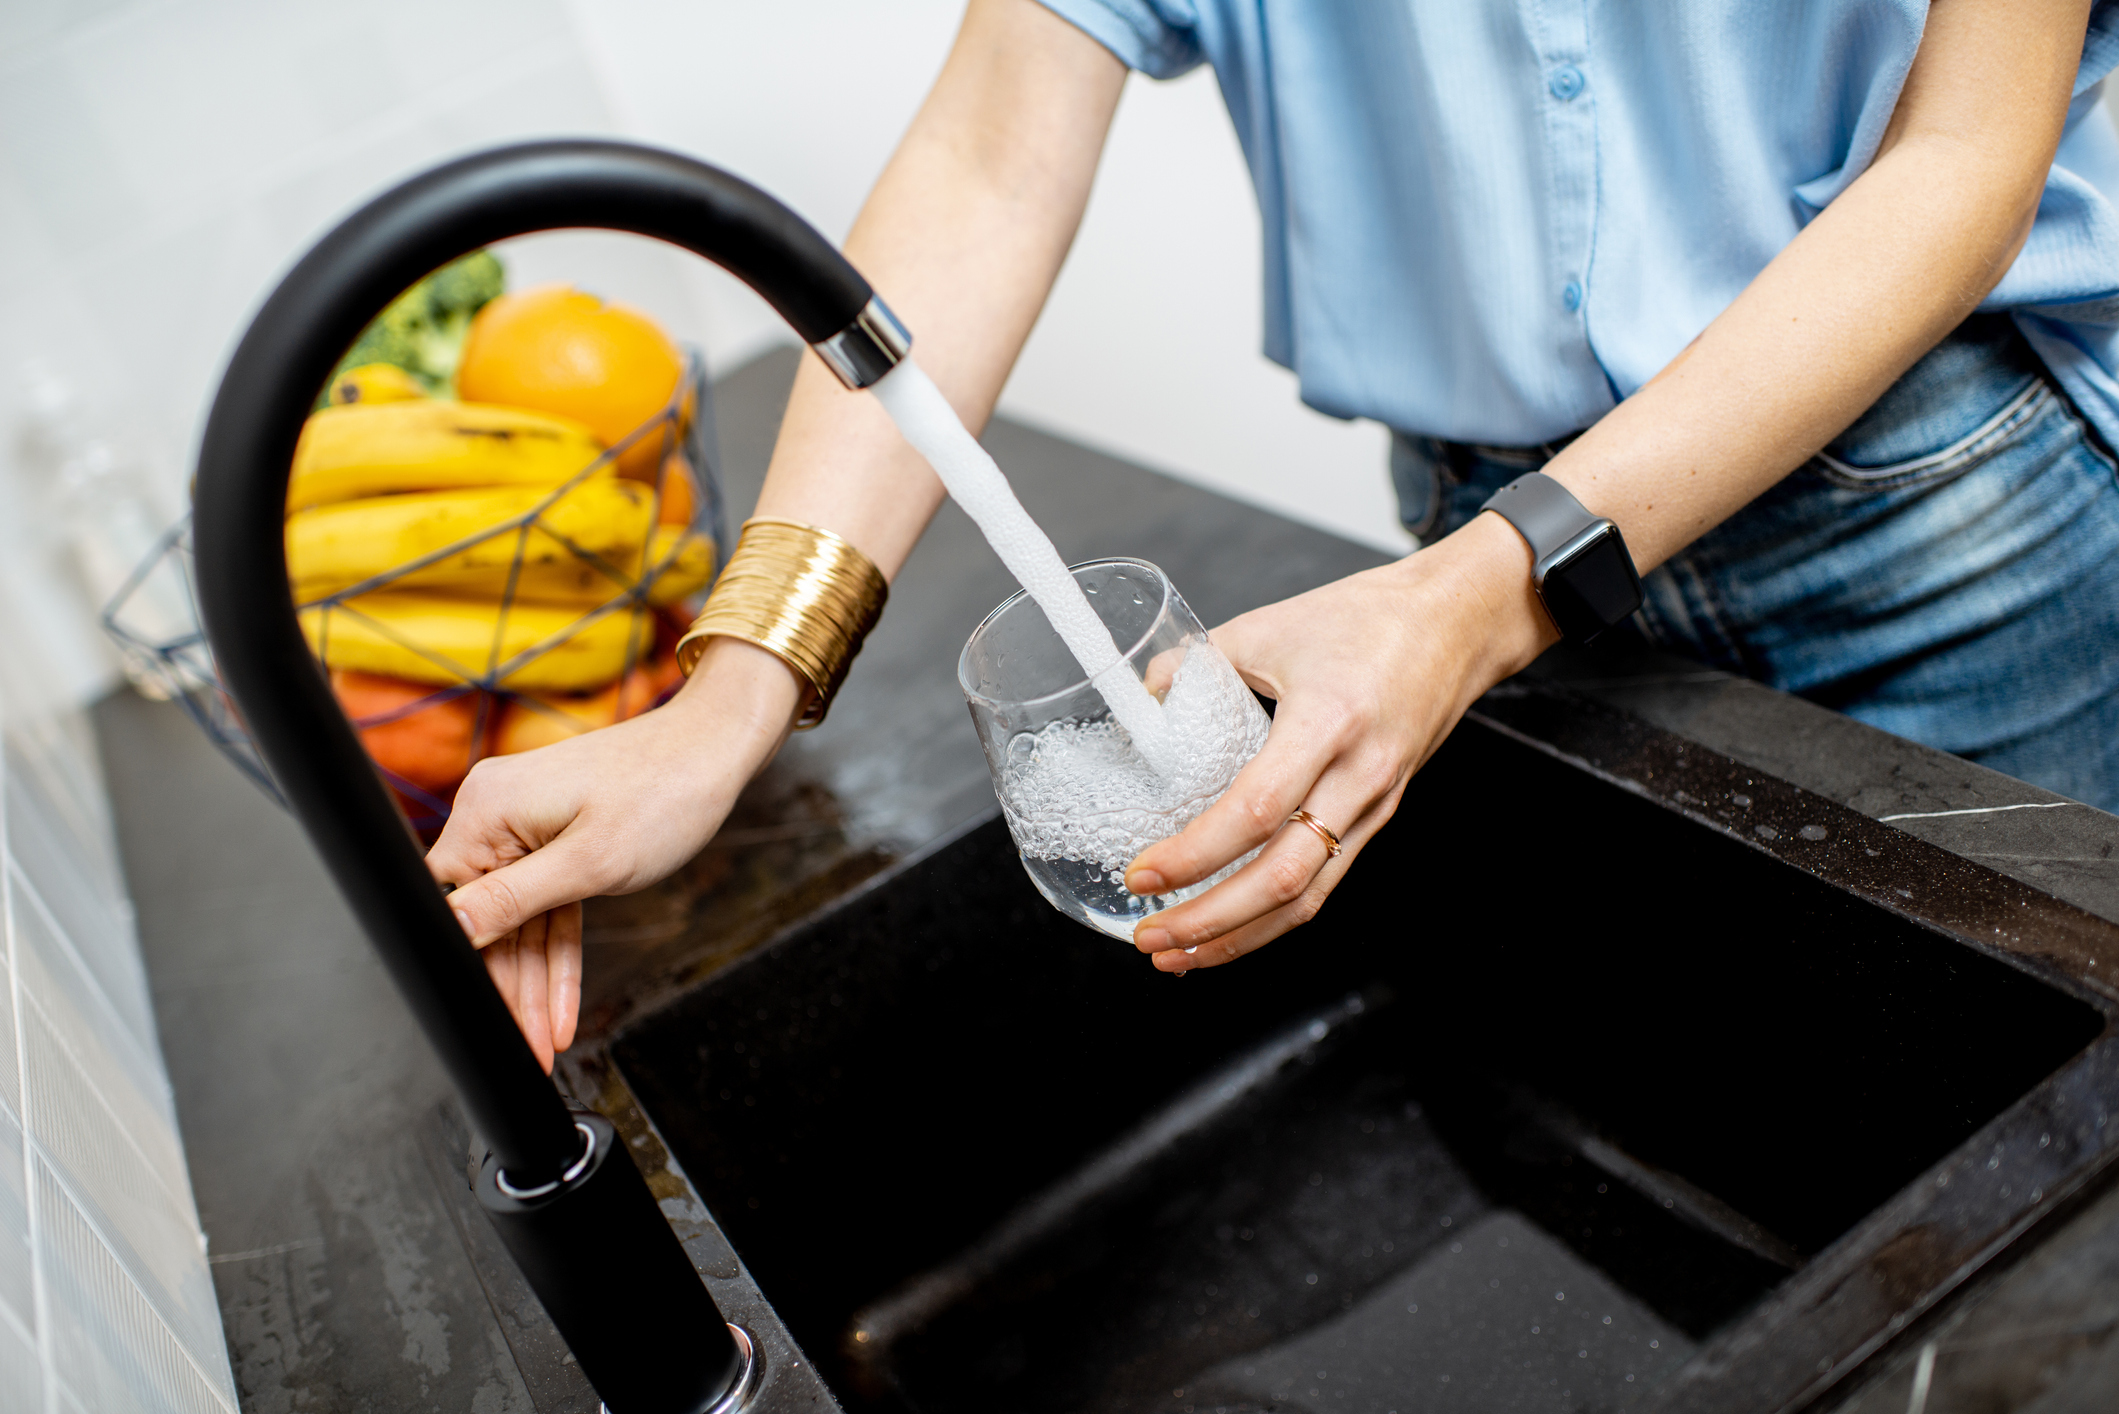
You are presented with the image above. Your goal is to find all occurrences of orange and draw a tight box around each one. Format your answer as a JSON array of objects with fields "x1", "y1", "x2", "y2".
[
  {"x1": 331, "y1": 671, "x2": 487, "y2": 797},
  {"x1": 658, "y1": 451, "x2": 696, "y2": 526},
  {"x1": 457, "y1": 283, "x2": 686, "y2": 480},
  {"x1": 491, "y1": 652, "x2": 684, "y2": 756}
]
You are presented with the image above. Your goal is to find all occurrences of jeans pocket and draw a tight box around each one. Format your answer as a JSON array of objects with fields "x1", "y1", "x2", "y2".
[
  {"x1": 1387, "y1": 433, "x2": 1446, "y2": 539},
  {"x1": 1811, "y1": 378, "x2": 2051, "y2": 492}
]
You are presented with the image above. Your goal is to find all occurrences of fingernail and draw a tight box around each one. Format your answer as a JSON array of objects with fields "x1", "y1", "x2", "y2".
[
  {"x1": 1126, "y1": 868, "x2": 1166, "y2": 895},
  {"x1": 1135, "y1": 926, "x2": 1172, "y2": 953},
  {"x1": 453, "y1": 908, "x2": 475, "y2": 938}
]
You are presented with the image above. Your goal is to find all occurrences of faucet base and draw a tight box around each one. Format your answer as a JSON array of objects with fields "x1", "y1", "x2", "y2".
[{"x1": 600, "y1": 1324, "x2": 761, "y2": 1414}]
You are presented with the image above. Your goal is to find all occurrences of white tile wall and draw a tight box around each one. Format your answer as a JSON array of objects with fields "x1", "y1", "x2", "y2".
[{"x1": 0, "y1": 702, "x2": 236, "y2": 1410}]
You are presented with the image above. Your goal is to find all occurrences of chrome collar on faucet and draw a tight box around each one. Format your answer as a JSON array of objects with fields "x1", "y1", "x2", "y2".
[{"x1": 812, "y1": 295, "x2": 912, "y2": 389}]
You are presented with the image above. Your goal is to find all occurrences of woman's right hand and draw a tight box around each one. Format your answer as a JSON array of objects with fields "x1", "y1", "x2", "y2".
[{"x1": 426, "y1": 638, "x2": 803, "y2": 1066}]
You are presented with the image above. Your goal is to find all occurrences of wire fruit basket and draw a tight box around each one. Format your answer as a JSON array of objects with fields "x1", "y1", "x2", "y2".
[{"x1": 103, "y1": 352, "x2": 728, "y2": 835}]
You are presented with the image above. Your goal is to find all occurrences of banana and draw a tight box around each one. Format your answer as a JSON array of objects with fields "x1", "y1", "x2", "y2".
[
  {"x1": 300, "y1": 591, "x2": 652, "y2": 691},
  {"x1": 643, "y1": 526, "x2": 716, "y2": 606},
  {"x1": 289, "y1": 400, "x2": 609, "y2": 512},
  {"x1": 288, "y1": 480, "x2": 654, "y2": 605}
]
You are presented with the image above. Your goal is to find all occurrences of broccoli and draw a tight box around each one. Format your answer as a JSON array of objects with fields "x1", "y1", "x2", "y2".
[{"x1": 318, "y1": 249, "x2": 505, "y2": 407}]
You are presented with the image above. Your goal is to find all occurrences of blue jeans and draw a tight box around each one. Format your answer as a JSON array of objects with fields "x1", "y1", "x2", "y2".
[{"x1": 1390, "y1": 314, "x2": 2119, "y2": 811}]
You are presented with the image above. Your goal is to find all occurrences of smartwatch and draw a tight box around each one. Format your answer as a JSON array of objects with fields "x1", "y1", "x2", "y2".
[{"x1": 1479, "y1": 472, "x2": 1644, "y2": 645}]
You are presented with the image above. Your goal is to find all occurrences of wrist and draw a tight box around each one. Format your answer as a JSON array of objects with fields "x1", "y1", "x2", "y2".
[
  {"x1": 667, "y1": 636, "x2": 807, "y2": 753},
  {"x1": 1411, "y1": 510, "x2": 1561, "y2": 688}
]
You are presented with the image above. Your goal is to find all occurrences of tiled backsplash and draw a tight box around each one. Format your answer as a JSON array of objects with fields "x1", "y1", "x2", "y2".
[{"x1": 0, "y1": 703, "x2": 235, "y2": 1412}]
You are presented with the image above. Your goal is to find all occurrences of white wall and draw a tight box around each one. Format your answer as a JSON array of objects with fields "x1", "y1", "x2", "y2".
[{"x1": 0, "y1": 654, "x2": 237, "y2": 1410}]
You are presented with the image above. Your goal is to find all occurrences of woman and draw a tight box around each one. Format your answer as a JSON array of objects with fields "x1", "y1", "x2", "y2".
[{"x1": 430, "y1": 0, "x2": 2119, "y2": 1067}]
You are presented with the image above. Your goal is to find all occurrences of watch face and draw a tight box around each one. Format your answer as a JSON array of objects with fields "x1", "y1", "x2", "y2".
[{"x1": 1541, "y1": 527, "x2": 1645, "y2": 643}]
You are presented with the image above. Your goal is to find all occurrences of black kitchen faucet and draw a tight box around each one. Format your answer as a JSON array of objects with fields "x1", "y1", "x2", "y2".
[{"x1": 190, "y1": 140, "x2": 911, "y2": 1414}]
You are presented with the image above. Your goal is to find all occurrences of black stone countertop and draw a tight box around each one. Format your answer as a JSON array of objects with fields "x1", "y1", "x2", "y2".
[{"x1": 96, "y1": 348, "x2": 2119, "y2": 1410}]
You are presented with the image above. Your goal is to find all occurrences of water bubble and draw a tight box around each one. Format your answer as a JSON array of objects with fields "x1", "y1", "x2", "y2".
[
  {"x1": 1731, "y1": 794, "x2": 1752, "y2": 808},
  {"x1": 1754, "y1": 824, "x2": 1779, "y2": 841},
  {"x1": 1799, "y1": 824, "x2": 1829, "y2": 841},
  {"x1": 999, "y1": 641, "x2": 1269, "y2": 879}
]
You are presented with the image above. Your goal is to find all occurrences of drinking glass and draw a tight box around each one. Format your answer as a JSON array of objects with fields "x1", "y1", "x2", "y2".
[{"x1": 958, "y1": 558, "x2": 1272, "y2": 939}]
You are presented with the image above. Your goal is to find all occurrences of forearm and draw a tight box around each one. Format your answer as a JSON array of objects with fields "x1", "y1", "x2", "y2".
[
  {"x1": 753, "y1": 0, "x2": 1125, "y2": 579},
  {"x1": 1444, "y1": 0, "x2": 2089, "y2": 681},
  {"x1": 674, "y1": 0, "x2": 1123, "y2": 726}
]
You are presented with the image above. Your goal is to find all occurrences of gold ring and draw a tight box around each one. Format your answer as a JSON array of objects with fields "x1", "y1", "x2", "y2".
[{"x1": 1287, "y1": 810, "x2": 1343, "y2": 859}]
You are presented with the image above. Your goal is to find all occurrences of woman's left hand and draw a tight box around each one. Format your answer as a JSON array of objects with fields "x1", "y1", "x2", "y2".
[{"x1": 1124, "y1": 512, "x2": 1555, "y2": 971}]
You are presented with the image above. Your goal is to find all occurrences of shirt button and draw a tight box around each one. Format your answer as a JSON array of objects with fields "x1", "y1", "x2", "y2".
[
  {"x1": 1562, "y1": 281, "x2": 1583, "y2": 311},
  {"x1": 1549, "y1": 65, "x2": 1586, "y2": 101}
]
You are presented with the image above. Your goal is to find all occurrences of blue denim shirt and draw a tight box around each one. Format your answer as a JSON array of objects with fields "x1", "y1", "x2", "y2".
[{"x1": 1037, "y1": 0, "x2": 2119, "y2": 453}]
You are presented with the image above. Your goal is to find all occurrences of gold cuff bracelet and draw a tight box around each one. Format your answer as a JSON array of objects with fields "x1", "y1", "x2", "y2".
[{"x1": 675, "y1": 518, "x2": 888, "y2": 729}]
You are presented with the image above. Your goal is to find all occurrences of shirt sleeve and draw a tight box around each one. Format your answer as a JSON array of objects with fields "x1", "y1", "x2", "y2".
[{"x1": 1032, "y1": 0, "x2": 1206, "y2": 79}]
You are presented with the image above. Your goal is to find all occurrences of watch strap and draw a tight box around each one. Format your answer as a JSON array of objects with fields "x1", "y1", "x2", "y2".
[
  {"x1": 1480, "y1": 470, "x2": 1644, "y2": 644},
  {"x1": 1481, "y1": 471, "x2": 1600, "y2": 571}
]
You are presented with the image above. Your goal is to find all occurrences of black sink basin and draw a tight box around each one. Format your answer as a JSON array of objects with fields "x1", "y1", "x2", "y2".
[{"x1": 612, "y1": 694, "x2": 2119, "y2": 1414}]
